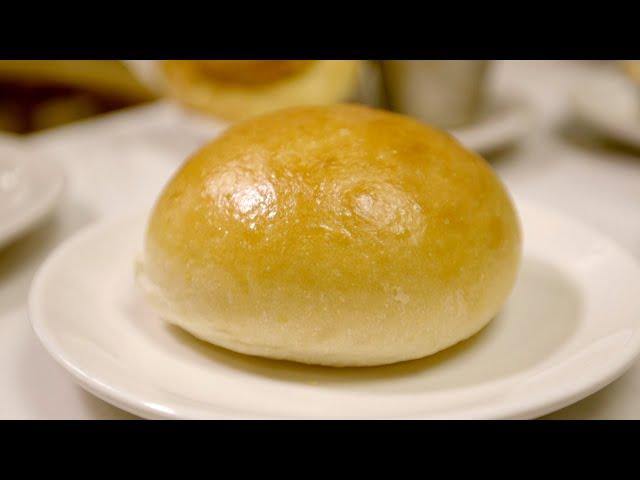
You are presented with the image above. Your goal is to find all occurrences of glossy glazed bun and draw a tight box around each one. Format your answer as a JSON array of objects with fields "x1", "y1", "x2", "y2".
[
  {"x1": 138, "y1": 104, "x2": 521, "y2": 366},
  {"x1": 157, "y1": 60, "x2": 362, "y2": 121}
]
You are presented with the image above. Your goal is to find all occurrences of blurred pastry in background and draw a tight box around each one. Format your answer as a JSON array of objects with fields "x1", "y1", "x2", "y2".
[
  {"x1": 0, "y1": 60, "x2": 155, "y2": 134},
  {"x1": 621, "y1": 61, "x2": 640, "y2": 116},
  {"x1": 381, "y1": 60, "x2": 490, "y2": 129},
  {"x1": 623, "y1": 60, "x2": 640, "y2": 87},
  {"x1": 127, "y1": 60, "x2": 362, "y2": 121}
]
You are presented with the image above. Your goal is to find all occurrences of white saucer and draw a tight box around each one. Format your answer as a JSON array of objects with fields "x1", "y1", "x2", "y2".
[
  {"x1": 572, "y1": 68, "x2": 640, "y2": 149},
  {"x1": 0, "y1": 143, "x2": 64, "y2": 249},
  {"x1": 29, "y1": 200, "x2": 640, "y2": 419},
  {"x1": 451, "y1": 94, "x2": 534, "y2": 155}
]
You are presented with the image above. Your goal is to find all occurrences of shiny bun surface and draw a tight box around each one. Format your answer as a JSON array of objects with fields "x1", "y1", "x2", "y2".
[{"x1": 139, "y1": 104, "x2": 521, "y2": 366}]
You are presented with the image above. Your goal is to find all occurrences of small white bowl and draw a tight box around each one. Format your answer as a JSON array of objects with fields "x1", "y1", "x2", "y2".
[
  {"x1": 572, "y1": 68, "x2": 640, "y2": 149},
  {"x1": 0, "y1": 143, "x2": 64, "y2": 249}
]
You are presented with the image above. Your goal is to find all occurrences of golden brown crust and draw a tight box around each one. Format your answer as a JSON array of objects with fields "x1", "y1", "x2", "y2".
[{"x1": 142, "y1": 104, "x2": 521, "y2": 366}]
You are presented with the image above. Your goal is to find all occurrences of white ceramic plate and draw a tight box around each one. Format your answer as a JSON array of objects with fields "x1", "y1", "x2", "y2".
[
  {"x1": 572, "y1": 68, "x2": 640, "y2": 149},
  {"x1": 28, "y1": 199, "x2": 640, "y2": 419},
  {"x1": 0, "y1": 143, "x2": 64, "y2": 249},
  {"x1": 451, "y1": 94, "x2": 534, "y2": 155}
]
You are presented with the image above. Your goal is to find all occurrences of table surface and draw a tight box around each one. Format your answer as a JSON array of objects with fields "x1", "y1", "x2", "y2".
[{"x1": 1, "y1": 60, "x2": 639, "y2": 419}]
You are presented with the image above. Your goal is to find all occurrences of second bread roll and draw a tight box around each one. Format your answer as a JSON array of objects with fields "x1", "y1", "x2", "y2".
[{"x1": 157, "y1": 60, "x2": 362, "y2": 121}]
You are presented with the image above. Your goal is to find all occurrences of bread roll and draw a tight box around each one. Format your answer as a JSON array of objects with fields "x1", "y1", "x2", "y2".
[
  {"x1": 138, "y1": 104, "x2": 521, "y2": 366},
  {"x1": 154, "y1": 60, "x2": 362, "y2": 121}
]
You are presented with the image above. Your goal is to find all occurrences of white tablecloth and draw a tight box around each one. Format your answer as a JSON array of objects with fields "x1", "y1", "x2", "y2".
[{"x1": 1, "y1": 60, "x2": 638, "y2": 419}]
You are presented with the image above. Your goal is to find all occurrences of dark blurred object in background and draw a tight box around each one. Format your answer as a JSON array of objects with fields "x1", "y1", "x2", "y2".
[{"x1": 0, "y1": 61, "x2": 155, "y2": 134}]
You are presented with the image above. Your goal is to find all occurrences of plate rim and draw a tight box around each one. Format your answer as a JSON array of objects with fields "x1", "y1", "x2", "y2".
[{"x1": 28, "y1": 200, "x2": 640, "y2": 419}]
